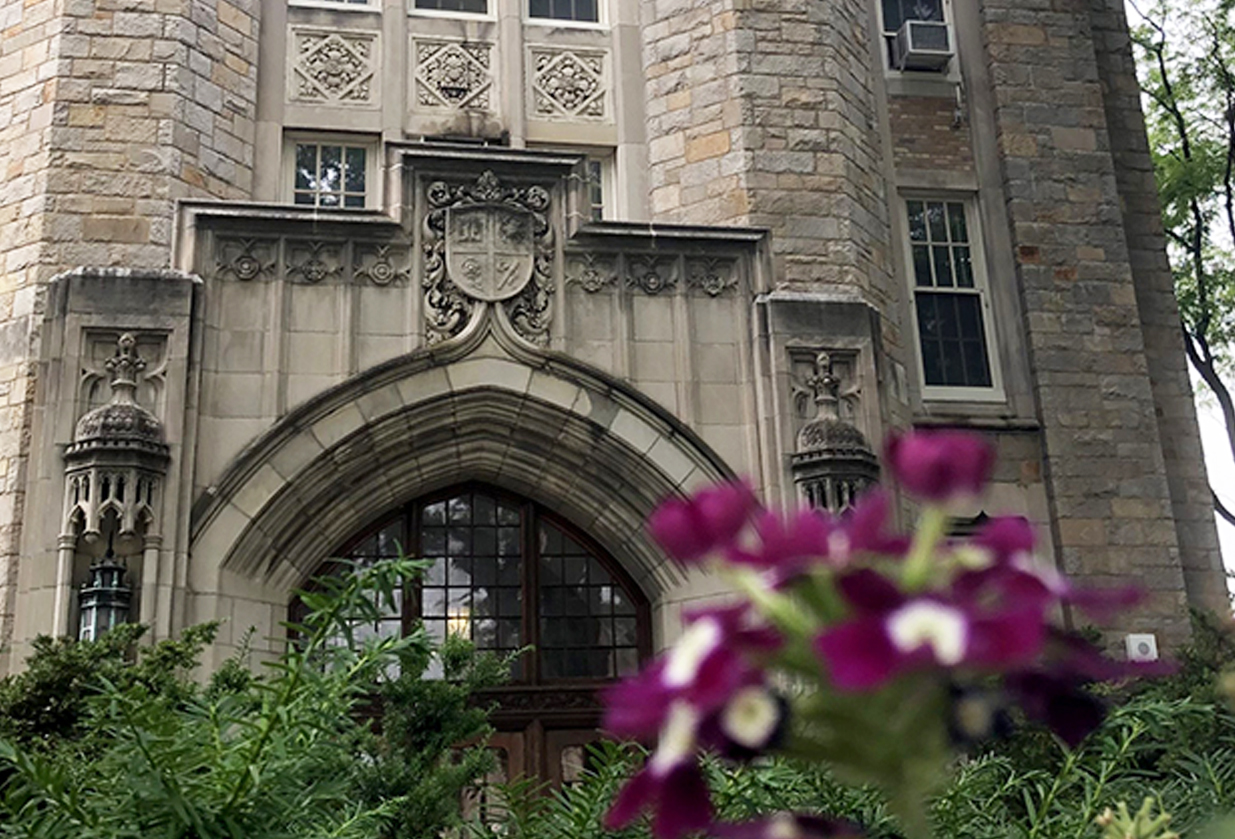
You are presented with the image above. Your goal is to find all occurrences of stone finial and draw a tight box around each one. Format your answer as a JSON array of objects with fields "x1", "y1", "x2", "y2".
[
  {"x1": 104, "y1": 333, "x2": 145, "y2": 402},
  {"x1": 791, "y1": 349, "x2": 879, "y2": 512},
  {"x1": 70, "y1": 333, "x2": 166, "y2": 452},
  {"x1": 804, "y1": 350, "x2": 842, "y2": 422}
]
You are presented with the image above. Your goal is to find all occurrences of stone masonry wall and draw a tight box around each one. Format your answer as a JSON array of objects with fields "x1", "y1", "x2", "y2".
[
  {"x1": 1087, "y1": 0, "x2": 1227, "y2": 612},
  {"x1": 0, "y1": 0, "x2": 259, "y2": 665},
  {"x1": 981, "y1": 0, "x2": 1191, "y2": 644},
  {"x1": 887, "y1": 95, "x2": 975, "y2": 174},
  {"x1": 641, "y1": 0, "x2": 894, "y2": 299},
  {"x1": 0, "y1": 0, "x2": 59, "y2": 664}
]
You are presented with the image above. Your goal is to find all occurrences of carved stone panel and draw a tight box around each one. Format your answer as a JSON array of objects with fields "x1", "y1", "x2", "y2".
[
  {"x1": 529, "y1": 47, "x2": 606, "y2": 120},
  {"x1": 79, "y1": 330, "x2": 168, "y2": 423},
  {"x1": 422, "y1": 171, "x2": 555, "y2": 345},
  {"x1": 789, "y1": 347, "x2": 861, "y2": 429},
  {"x1": 290, "y1": 28, "x2": 377, "y2": 105},
  {"x1": 625, "y1": 255, "x2": 676, "y2": 295},
  {"x1": 354, "y1": 244, "x2": 411, "y2": 286},
  {"x1": 215, "y1": 238, "x2": 277, "y2": 282},
  {"x1": 567, "y1": 252, "x2": 618, "y2": 293},
  {"x1": 286, "y1": 241, "x2": 344, "y2": 284},
  {"x1": 414, "y1": 39, "x2": 493, "y2": 111},
  {"x1": 445, "y1": 205, "x2": 536, "y2": 302},
  {"x1": 211, "y1": 236, "x2": 416, "y2": 287},
  {"x1": 686, "y1": 257, "x2": 737, "y2": 297}
]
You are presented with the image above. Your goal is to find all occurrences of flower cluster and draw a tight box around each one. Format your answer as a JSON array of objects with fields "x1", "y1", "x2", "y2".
[{"x1": 603, "y1": 430, "x2": 1165, "y2": 839}]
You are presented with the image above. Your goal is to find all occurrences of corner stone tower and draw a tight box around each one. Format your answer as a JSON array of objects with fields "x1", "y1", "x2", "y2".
[
  {"x1": 639, "y1": 0, "x2": 1227, "y2": 644},
  {"x1": 0, "y1": 0, "x2": 259, "y2": 662}
]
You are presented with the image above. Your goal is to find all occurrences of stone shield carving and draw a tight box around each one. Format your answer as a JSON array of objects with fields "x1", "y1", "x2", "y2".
[
  {"x1": 423, "y1": 170, "x2": 555, "y2": 346},
  {"x1": 445, "y1": 204, "x2": 536, "y2": 302}
]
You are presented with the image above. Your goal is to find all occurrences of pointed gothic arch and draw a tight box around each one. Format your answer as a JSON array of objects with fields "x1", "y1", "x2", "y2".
[{"x1": 186, "y1": 326, "x2": 738, "y2": 653}]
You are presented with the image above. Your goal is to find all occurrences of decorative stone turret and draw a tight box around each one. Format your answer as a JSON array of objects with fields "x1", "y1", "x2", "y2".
[
  {"x1": 58, "y1": 334, "x2": 168, "y2": 637},
  {"x1": 790, "y1": 351, "x2": 879, "y2": 512}
]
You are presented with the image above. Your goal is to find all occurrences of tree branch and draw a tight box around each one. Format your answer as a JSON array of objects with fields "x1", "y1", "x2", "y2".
[{"x1": 1214, "y1": 489, "x2": 1235, "y2": 527}]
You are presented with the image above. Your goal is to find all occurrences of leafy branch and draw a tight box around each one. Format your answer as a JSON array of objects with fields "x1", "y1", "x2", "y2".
[{"x1": 1133, "y1": 0, "x2": 1235, "y2": 525}]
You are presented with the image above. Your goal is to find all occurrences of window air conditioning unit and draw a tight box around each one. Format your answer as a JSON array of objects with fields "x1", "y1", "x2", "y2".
[{"x1": 894, "y1": 20, "x2": 954, "y2": 72}]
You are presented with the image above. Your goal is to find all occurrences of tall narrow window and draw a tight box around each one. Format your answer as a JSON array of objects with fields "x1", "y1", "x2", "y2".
[
  {"x1": 293, "y1": 142, "x2": 368, "y2": 208},
  {"x1": 415, "y1": 0, "x2": 487, "y2": 12},
  {"x1": 586, "y1": 159, "x2": 605, "y2": 221},
  {"x1": 529, "y1": 0, "x2": 599, "y2": 23},
  {"x1": 906, "y1": 199, "x2": 995, "y2": 392}
]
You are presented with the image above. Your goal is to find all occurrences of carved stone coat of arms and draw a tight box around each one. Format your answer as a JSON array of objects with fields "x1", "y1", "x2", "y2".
[{"x1": 445, "y1": 204, "x2": 536, "y2": 302}]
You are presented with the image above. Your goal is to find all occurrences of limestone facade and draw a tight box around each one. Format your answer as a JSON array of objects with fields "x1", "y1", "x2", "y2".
[{"x1": 0, "y1": 0, "x2": 1227, "y2": 681}]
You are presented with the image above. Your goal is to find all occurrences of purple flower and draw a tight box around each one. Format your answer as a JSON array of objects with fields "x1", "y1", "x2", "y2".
[
  {"x1": 884, "y1": 429, "x2": 994, "y2": 504},
  {"x1": 711, "y1": 813, "x2": 866, "y2": 839},
  {"x1": 814, "y1": 570, "x2": 1047, "y2": 691},
  {"x1": 969, "y1": 515, "x2": 1036, "y2": 566},
  {"x1": 603, "y1": 606, "x2": 779, "y2": 738},
  {"x1": 605, "y1": 703, "x2": 712, "y2": 839},
  {"x1": 648, "y1": 481, "x2": 758, "y2": 564},
  {"x1": 1004, "y1": 671, "x2": 1106, "y2": 748},
  {"x1": 724, "y1": 507, "x2": 838, "y2": 580},
  {"x1": 1001, "y1": 630, "x2": 1175, "y2": 746},
  {"x1": 830, "y1": 490, "x2": 911, "y2": 561}
]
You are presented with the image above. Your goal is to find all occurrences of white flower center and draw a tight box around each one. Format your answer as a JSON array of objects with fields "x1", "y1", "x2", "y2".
[
  {"x1": 663, "y1": 618, "x2": 721, "y2": 687},
  {"x1": 650, "y1": 701, "x2": 700, "y2": 774},
  {"x1": 886, "y1": 601, "x2": 968, "y2": 665},
  {"x1": 766, "y1": 814, "x2": 802, "y2": 839},
  {"x1": 720, "y1": 686, "x2": 781, "y2": 748}
]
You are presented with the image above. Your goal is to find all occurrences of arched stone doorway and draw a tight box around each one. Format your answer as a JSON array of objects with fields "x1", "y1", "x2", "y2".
[
  {"x1": 185, "y1": 324, "x2": 738, "y2": 674},
  {"x1": 295, "y1": 482, "x2": 652, "y2": 783}
]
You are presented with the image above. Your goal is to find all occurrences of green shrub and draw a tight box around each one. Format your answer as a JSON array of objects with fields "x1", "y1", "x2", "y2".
[{"x1": 0, "y1": 558, "x2": 504, "y2": 839}]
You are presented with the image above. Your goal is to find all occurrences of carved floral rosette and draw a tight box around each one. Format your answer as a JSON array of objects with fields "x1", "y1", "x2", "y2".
[{"x1": 422, "y1": 171, "x2": 555, "y2": 345}]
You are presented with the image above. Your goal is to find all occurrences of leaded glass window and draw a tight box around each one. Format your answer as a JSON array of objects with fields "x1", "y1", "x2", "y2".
[{"x1": 298, "y1": 485, "x2": 649, "y2": 683}]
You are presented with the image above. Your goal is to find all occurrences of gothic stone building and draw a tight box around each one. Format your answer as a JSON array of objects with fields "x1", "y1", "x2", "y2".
[{"x1": 0, "y1": 0, "x2": 1228, "y2": 780}]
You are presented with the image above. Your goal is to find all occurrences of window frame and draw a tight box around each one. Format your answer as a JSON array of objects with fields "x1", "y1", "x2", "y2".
[
  {"x1": 584, "y1": 155, "x2": 612, "y2": 222},
  {"x1": 292, "y1": 483, "x2": 652, "y2": 686},
  {"x1": 524, "y1": 0, "x2": 607, "y2": 29},
  {"x1": 289, "y1": 0, "x2": 381, "y2": 13},
  {"x1": 526, "y1": 145, "x2": 615, "y2": 221},
  {"x1": 875, "y1": 0, "x2": 960, "y2": 79},
  {"x1": 408, "y1": 0, "x2": 495, "y2": 21},
  {"x1": 900, "y1": 194, "x2": 1005, "y2": 403},
  {"x1": 283, "y1": 133, "x2": 380, "y2": 210}
]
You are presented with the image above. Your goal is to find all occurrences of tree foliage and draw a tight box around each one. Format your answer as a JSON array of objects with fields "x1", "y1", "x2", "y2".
[
  {"x1": 1133, "y1": 0, "x2": 1235, "y2": 524},
  {"x1": 0, "y1": 557, "x2": 506, "y2": 839}
]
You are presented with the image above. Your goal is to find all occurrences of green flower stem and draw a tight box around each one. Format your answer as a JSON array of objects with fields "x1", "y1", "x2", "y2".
[
  {"x1": 901, "y1": 506, "x2": 949, "y2": 592},
  {"x1": 722, "y1": 567, "x2": 817, "y2": 638}
]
